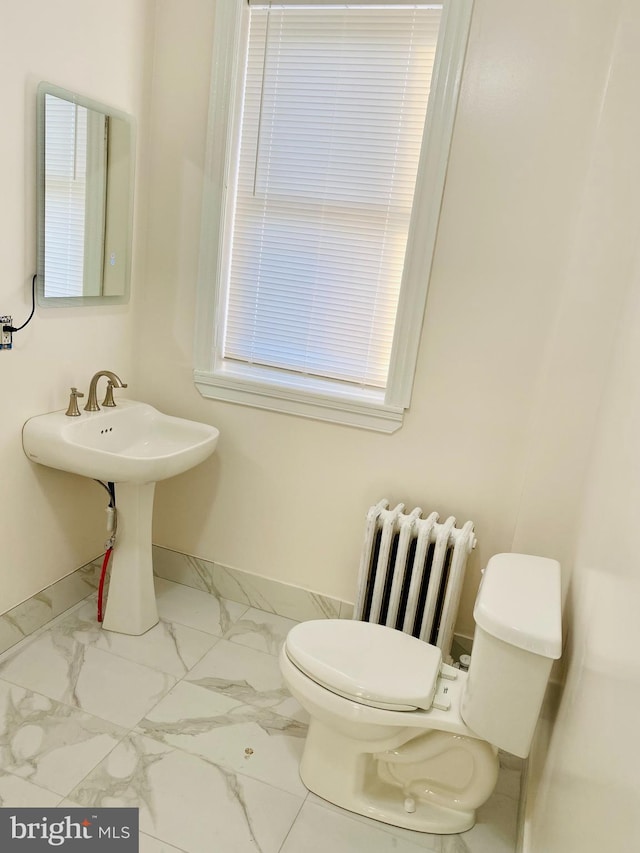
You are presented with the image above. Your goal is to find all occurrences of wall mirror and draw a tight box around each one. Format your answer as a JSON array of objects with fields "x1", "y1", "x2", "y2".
[{"x1": 36, "y1": 82, "x2": 135, "y2": 306}]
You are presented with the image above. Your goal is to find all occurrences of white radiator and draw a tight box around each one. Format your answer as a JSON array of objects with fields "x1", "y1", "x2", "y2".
[{"x1": 353, "y1": 499, "x2": 476, "y2": 661}]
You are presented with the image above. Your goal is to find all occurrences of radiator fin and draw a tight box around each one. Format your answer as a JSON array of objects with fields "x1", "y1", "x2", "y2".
[{"x1": 353, "y1": 499, "x2": 476, "y2": 661}]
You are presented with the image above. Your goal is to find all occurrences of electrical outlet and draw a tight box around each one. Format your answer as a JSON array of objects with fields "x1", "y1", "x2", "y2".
[{"x1": 0, "y1": 316, "x2": 12, "y2": 350}]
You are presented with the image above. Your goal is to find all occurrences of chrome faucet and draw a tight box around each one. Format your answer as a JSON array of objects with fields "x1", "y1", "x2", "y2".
[{"x1": 84, "y1": 370, "x2": 128, "y2": 412}]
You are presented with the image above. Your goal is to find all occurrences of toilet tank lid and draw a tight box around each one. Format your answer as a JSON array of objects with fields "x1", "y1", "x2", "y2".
[{"x1": 474, "y1": 553, "x2": 562, "y2": 659}]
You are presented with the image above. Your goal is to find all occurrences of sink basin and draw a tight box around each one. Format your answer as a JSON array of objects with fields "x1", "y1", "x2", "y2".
[
  {"x1": 22, "y1": 399, "x2": 220, "y2": 637},
  {"x1": 22, "y1": 399, "x2": 219, "y2": 484}
]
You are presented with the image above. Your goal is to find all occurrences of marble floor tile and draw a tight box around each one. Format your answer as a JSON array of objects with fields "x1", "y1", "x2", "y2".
[
  {"x1": 305, "y1": 792, "x2": 449, "y2": 851},
  {"x1": 0, "y1": 632, "x2": 176, "y2": 729},
  {"x1": 209, "y1": 563, "x2": 343, "y2": 622},
  {"x1": 49, "y1": 600, "x2": 220, "y2": 678},
  {"x1": 4, "y1": 563, "x2": 99, "y2": 641},
  {"x1": 154, "y1": 578, "x2": 248, "y2": 636},
  {"x1": 281, "y1": 800, "x2": 440, "y2": 853},
  {"x1": 152, "y1": 547, "x2": 345, "y2": 623},
  {"x1": 0, "y1": 600, "x2": 89, "y2": 666},
  {"x1": 139, "y1": 833, "x2": 187, "y2": 853},
  {"x1": 136, "y1": 680, "x2": 308, "y2": 798},
  {"x1": 0, "y1": 678, "x2": 125, "y2": 797},
  {"x1": 0, "y1": 771, "x2": 62, "y2": 808},
  {"x1": 69, "y1": 733, "x2": 304, "y2": 853},
  {"x1": 0, "y1": 617, "x2": 30, "y2": 659},
  {"x1": 446, "y1": 785, "x2": 519, "y2": 853},
  {"x1": 184, "y1": 638, "x2": 307, "y2": 722},
  {"x1": 222, "y1": 607, "x2": 298, "y2": 656}
]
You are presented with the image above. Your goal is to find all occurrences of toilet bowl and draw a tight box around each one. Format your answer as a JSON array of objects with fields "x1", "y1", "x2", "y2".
[{"x1": 279, "y1": 553, "x2": 562, "y2": 834}]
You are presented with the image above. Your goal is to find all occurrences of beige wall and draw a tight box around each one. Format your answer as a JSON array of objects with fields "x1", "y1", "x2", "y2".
[
  {"x1": 0, "y1": 0, "x2": 153, "y2": 612},
  {"x1": 511, "y1": 0, "x2": 634, "y2": 586},
  {"x1": 521, "y1": 1, "x2": 640, "y2": 849},
  {"x1": 530, "y1": 278, "x2": 640, "y2": 851},
  {"x1": 140, "y1": 0, "x2": 617, "y2": 637}
]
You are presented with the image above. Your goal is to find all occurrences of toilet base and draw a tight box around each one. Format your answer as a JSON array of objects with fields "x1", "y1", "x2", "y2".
[
  {"x1": 299, "y1": 718, "x2": 480, "y2": 834},
  {"x1": 305, "y1": 773, "x2": 476, "y2": 835}
]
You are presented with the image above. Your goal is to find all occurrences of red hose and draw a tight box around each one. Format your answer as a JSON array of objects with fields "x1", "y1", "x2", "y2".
[{"x1": 97, "y1": 547, "x2": 113, "y2": 623}]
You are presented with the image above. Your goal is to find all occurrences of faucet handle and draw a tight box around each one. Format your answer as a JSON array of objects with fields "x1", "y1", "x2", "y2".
[
  {"x1": 65, "y1": 387, "x2": 84, "y2": 417},
  {"x1": 102, "y1": 380, "x2": 128, "y2": 408}
]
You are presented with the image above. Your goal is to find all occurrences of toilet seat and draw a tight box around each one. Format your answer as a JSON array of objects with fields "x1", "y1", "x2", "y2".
[{"x1": 285, "y1": 619, "x2": 442, "y2": 711}]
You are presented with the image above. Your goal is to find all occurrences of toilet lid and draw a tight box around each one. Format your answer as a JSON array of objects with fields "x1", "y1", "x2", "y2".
[{"x1": 285, "y1": 619, "x2": 442, "y2": 711}]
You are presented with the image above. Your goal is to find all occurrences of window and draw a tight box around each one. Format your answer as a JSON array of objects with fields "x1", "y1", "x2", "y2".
[{"x1": 195, "y1": 0, "x2": 472, "y2": 432}]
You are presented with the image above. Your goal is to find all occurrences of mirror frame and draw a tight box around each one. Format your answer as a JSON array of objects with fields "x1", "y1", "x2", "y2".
[{"x1": 36, "y1": 82, "x2": 136, "y2": 307}]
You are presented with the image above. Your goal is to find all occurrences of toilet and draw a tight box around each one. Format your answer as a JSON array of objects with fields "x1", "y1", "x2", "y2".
[{"x1": 279, "y1": 553, "x2": 562, "y2": 834}]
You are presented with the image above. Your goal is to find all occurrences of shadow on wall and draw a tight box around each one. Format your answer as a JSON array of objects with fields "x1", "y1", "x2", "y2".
[
  {"x1": 152, "y1": 453, "x2": 220, "y2": 548},
  {"x1": 530, "y1": 567, "x2": 640, "y2": 849},
  {"x1": 25, "y1": 464, "x2": 106, "y2": 554}
]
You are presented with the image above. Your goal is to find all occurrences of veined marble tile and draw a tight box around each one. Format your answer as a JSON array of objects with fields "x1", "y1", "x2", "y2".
[
  {"x1": 222, "y1": 608, "x2": 298, "y2": 656},
  {"x1": 0, "y1": 559, "x2": 101, "y2": 657},
  {"x1": 305, "y1": 793, "x2": 448, "y2": 851},
  {"x1": 136, "y1": 680, "x2": 308, "y2": 798},
  {"x1": 0, "y1": 600, "x2": 88, "y2": 667},
  {"x1": 153, "y1": 546, "x2": 347, "y2": 622},
  {"x1": 49, "y1": 600, "x2": 220, "y2": 678},
  {"x1": 281, "y1": 800, "x2": 440, "y2": 853},
  {"x1": 0, "y1": 631, "x2": 176, "y2": 729},
  {"x1": 139, "y1": 834, "x2": 187, "y2": 853},
  {"x1": 46, "y1": 559, "x2": 101, "y2": 606},
  {"x1": 184, "y1": 638, "x2": 307, "y2": 722},
  {"x1": 211, "y1": 564, "x2": 343, "y2": 622},
  {"x1": 7, "y1": 562, "x2": 101, "y2": 639},
  {"x1": 446, "y1": 762, "x2": 520, "y2": 853},
  {"x1": 151, "y1": 549, "x2": 215, "y2": 595},
  {"x1": 154, "y1": 577, "x2": 248, "y2": 636},
  {"x1": 494, "y1": 753, "x2": 522, "y2": 799},
  {"x1": 439, "y1": 795, "x2": 518, "y2": 853},
  {"x1": 0, "y1": 619, "x2": 26, "y2": 659},
  {"x1": 68, "y1": 733, "x2": 304, "y2": 853},
  {"x1": 0, "y1": 772, "x2": 62, "y2": 808},
  {"x1": 339, "y1": 601, "x2": 355, "y2": 620},
  {"x1": 0, "y1": 678, "x2": 125, "y2": 797}
]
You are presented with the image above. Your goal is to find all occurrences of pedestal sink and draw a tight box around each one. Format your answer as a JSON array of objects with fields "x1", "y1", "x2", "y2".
[{"x1": 22, "y1": 400, "x2": 219, "y2": 635}]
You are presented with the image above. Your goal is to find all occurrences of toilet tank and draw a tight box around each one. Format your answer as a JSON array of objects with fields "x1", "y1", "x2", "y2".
[{"x1": 460, "y1": 553, "x2": 561, "y2": 758}]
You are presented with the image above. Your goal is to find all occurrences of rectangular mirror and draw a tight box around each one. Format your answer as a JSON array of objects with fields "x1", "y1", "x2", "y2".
[{"x1": 36, "y1": 82, "x2": 135, "y2": 306}]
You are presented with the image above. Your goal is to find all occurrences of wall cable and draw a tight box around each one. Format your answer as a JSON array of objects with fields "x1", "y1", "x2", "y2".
[{"x1": 2, "y1": 274, "x2": 37, "y2": 334}]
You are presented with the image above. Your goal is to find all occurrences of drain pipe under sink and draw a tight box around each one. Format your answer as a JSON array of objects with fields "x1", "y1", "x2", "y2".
[{"x1": 95, "y1": 481, "x2": 117, "y2": 623}]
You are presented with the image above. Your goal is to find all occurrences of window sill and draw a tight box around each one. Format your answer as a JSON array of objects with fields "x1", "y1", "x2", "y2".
[{"x1": 193, "y1": 367, "x2": 404, "y2": 433}]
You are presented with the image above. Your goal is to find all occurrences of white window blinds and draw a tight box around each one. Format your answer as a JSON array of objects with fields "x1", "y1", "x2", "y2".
[
  {"x1": 43, "y1": 96, "x2": 89, "y2": 297},
  {"x1": 43, "y1": 95, "x2": 107, "y2": 298},
  {"x1": 222, "y1": 2, "x2": 443, "y2": 390}
]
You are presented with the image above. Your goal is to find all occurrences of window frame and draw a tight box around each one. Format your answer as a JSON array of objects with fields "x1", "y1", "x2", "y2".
[{"x1": 194, "y1": 0, "x2": 473, "y2": 433}]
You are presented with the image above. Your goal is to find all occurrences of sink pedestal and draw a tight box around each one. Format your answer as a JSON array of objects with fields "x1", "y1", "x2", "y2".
[{"x1": 102, "y1": 482, "x2": 159, "y2": 635}]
